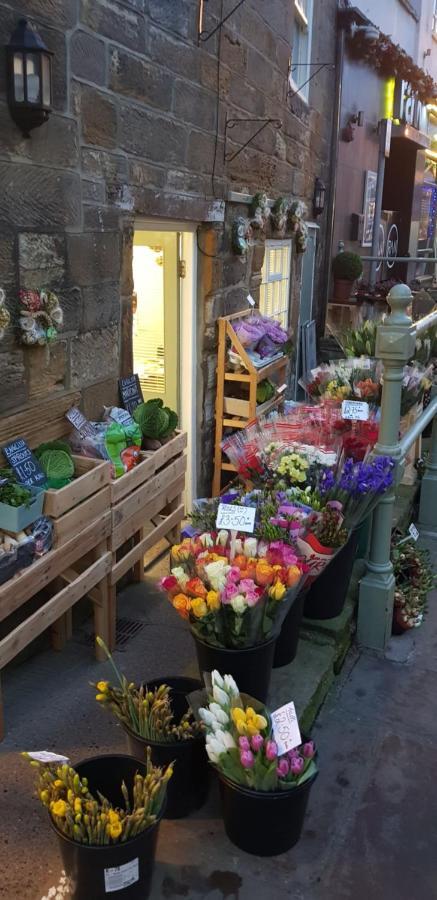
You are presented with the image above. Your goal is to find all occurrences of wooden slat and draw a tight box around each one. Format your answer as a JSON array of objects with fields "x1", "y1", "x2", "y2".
[
  {"x1": 223, "y1": 373, "x2": 251, "y2": 382},
  {"x1": 0, "y1": 391, "x2": 80, "y2": 452},
  {"x1": 255, "y1": 357, "x2": 287, "y2": 383},
  {"x1": 111, "y1": 505, "x2": 184, "y2": 584},
  {"x1": 222, "y1": 462, "x2": 238, "y2": 471},
  {"x1": 0, "y1": 553, "x2": 112, "y2": 669},
  {"x1": 111, "y1": 475, "x2": 185, "y2": 551},
  {"x1": 0, "y1": 512, "x2": 111, "y2": 621},
  {"x1": 111, "y1": 455, "x2": 186, "y2": 532},
  {"x1": 52, "y1": 486, "x2": 111, "y2": 546},
  {"x1": 44, "y1": 458, "x2": 110, "y2": 518},
  {"x1": 110, "y1": 431, "x2": 187, "y2": 504}
]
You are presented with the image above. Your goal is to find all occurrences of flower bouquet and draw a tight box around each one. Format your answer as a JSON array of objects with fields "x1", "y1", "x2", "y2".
[
  {"x1": 23, "y1": 746, "x2": 172, "y2": 898},
  {"x1": 92, "y1": 637, "x2": 209, "y2": 819},
  {"x1": 391, "y1": 536, "x2": 435, "y2": 633},
  {"x1": 190, "y1": 671, "x2": 318, "y2": 855}
]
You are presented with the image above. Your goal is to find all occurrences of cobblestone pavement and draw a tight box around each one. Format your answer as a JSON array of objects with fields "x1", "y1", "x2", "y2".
[{"x1": 1, "y1": 542, "x2": 437, "y2": 900}]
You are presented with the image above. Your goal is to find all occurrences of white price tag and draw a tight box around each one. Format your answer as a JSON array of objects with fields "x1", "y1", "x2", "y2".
[
  {"x1": 27, "y1": 751, "x2": 70, "y2": 765},
  {"x1": 216, "y1": 503, "x2": 256, "y2": 534},
  {"x1": 247, "y1": 293, "x2": 256, "y2": 307},
  {"x1": 104, "y1": 859, "x2": 139, "y2": 893},
  {"x1": 409, "y1": 523, "x2": 419, "y2": 541},
  {"x1": 277, "y1": 383, "x2": 287, "y2": 394},
  {"x1": 271, "y1": 702, "x2": 301, "y2": 755},
  {"x1": 341, "y1": 400, "x2": 370, "y2": 421}
]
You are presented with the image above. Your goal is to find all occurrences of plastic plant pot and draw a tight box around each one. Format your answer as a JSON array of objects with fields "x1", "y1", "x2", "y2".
[
  {"x1": 124, "y1": 676, "x2": 209, "y2": 819},
  {"x1": 273, "y1": 590, "x2": 306, "y2": 668},
  {"x1": 50, "y1": 754, "x2": 163, "y2": 900},
  {"x1": 0, "y1": 485, "x2": 44, "y2": 532},
  {"x1": 192, "y1": 632, "x2": 276, "y2": 703},
  {"x1": 304, "y1": 530, "x2": 359, "y2": 620},
  {"x1": 218, "y1": 768, "x2": 318, "y2": 856}
]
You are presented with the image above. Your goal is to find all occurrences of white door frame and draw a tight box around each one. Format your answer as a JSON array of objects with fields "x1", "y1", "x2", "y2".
[{"x1": 134, "y1": 218, "x2": 198, "y2": 509}]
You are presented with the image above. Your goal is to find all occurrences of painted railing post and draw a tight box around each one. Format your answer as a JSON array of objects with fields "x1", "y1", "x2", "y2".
[
  {"x1": 357, "y1": 284, "x2": 416, "y2": 651},
  {"x1": 418, "y1": 384, "x2": 437, "y2": 535}
]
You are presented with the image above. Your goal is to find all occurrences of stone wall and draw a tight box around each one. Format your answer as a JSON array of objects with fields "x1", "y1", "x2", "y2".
[{"x1": 0, "y1": 0, "x2": 337, "y2": 492}]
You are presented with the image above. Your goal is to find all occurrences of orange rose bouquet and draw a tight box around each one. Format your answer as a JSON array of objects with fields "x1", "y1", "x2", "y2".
[{"x1": 160, "y1": 532, "x2": 305, "y2": 649}]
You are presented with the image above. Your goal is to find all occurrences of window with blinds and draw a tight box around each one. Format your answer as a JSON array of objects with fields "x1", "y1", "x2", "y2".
[{"x1": 259, "y1": 240, "x2": 292, "y2": 329}]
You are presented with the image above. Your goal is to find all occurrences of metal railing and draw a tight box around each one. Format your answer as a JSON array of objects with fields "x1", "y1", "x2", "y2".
[{"x1": 357, "y1": 284, "x2": 437, "y2": 651}]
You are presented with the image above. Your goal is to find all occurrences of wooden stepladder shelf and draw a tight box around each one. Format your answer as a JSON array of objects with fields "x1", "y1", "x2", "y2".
[{"x1": 212, "y1": 311, "x2": 288, "y2": 496}]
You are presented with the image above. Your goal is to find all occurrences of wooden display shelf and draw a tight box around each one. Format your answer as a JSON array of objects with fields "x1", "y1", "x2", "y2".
[
  {"x1": 0, "y1": 392, "x2": 114, "y2": 738},
  {"x1": 213, "y1": 311, "x2": 288, "y2": 495}
]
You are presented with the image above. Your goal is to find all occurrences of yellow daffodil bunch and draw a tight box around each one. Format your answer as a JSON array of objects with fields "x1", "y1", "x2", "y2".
[
  {"x1": 324, "y1": 379, "x2": 351, "y2": 400},
  {"x1": 92, "y1": 637, "x2": 202, "y2": 742},
  {"x1": 23, "y1": 747, "x2": 172, "y2": 845}
]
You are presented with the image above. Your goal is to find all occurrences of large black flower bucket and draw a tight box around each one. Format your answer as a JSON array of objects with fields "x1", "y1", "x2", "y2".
[
  {"x1": 192, "y1": 631, "x2": 276, "y2": 703},
  {"x1": 304, "y1": 530, "x2": 359, "y2": 620},
  {"x1": 273, "y1": 591, "x2": 306, "y2": 668}
]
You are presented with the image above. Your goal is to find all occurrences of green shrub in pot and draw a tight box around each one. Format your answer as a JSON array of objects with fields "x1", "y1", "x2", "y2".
[{"x1": 332, "y1": 251, "x2": 363, "y2": 281}]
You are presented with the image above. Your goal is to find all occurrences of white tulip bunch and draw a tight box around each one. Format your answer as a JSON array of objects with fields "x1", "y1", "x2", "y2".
[{"x1": 199, "y1": 671, "x2": 240, "y2": 763}]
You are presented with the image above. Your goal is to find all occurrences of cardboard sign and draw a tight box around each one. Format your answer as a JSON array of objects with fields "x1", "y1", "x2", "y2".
[
  {"x1": 104, "y1": 859, "x2": 139, "y2": 893},
  {"x1": 271, "y1": 701, "x2": 301, "y2": 755},
  {"x1": 119, "y1": 374, "x2": 144, "y2": 415},
  {"x1": 27, "y1": 751, "x2": 70, "y2": 764},
  {"x1": 216, "y1": 503, "x2": 256, "y2": 534},
  {"x1": 409, "y1": 523, "x2": 419, "y2": 542},
  {"x1": 2, "y1": 438, "x2": 46, "y2": 487},
  {"x1": 341, "y1": 400, "x2": 370, "y2": 421},
  {"x1": 66, "y1": 406, "x2": 97, "y2": 438}
]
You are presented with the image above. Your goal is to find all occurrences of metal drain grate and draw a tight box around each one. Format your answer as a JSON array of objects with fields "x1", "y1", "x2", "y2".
[{"x1": 115, "y1": 617, "x2": 146, "y2": 650}]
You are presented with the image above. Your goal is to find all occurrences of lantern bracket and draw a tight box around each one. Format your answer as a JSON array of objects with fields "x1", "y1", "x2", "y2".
[
  {"x1": 224, "y1": 115, "x2": 283, "y2": 164},
  {"x1": 198, "y1": 0, "x2": 247, "y2": 43},
  {"x1": 287, "y1": 61, "x2": 335, "y2": 105}
]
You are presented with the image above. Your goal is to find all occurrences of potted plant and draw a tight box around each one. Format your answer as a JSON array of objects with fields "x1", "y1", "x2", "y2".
[
  {"x1": 193, "y1": 671, "x2": 318, "y2": 856},
  {"x1": 0, "y1": 479, "x2": 44, "y2": 532},
  {"x1": 93, "y1": 637, "x2": 209, "y2": 819},
  {"x1": 161, "y1": 532, "x2": 305, "y2": 702},
  {"x1": 332, "y1": 251, "x2": 363, "y2": 302},
  {"x1": 23, "y1": 747, "x2": 172, "y2": 900},
  {"x1": 391, "y1": 536, "x2": 435, "y2": 633}
]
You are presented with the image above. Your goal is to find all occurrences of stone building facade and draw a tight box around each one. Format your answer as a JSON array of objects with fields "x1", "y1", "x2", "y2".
[{"x1": 0, "y1": 0, "x2": 337, "y2": 493}]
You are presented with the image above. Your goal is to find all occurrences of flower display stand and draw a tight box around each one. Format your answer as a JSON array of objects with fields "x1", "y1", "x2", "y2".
[
  {"x1": 107, "y1": 430, "x2": 187, "y2": 635},
  {"x1": 0, "y1": 391, "x2": 113, "y2": 739},
  {"x1": 212, "y1": 312, "x2": 288, "y2": 496}
]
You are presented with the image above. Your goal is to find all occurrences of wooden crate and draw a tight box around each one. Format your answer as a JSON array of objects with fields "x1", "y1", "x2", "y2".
[
  {"x1": 107, "y1": 431, "x2": 187, "y2": 629},
  {"x1": 0, "y1": 392, "x2": 114, "y2": 738}
]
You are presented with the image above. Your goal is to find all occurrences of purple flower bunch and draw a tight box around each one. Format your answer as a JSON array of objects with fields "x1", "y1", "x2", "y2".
[
  {"x1": 238, "y1": 735, "x2": 316, "y2": 784},
  {"x1": 322, "y1": 454, "x2": 394, "y2": 531}
]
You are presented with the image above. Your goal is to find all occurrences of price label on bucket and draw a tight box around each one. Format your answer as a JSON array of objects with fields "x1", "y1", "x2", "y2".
[
  {"x1": 409, "y1": 523, "x2": 419, "y2": 541},
  {"x1": 216, "y1": 503, "x2": 256, "y2": 534},
  {"x1": 271, "y1": 701, "x2": 301, "y2": 755},
  {"x1": 27, "y1": 751, "x2": 70, "y2": 764},
  {"x1": 104, "y1": 859, "x2": 139, "y2": 893},
  {"x1": 341, "y1": 400, "x2": 369, "y2": 421}
]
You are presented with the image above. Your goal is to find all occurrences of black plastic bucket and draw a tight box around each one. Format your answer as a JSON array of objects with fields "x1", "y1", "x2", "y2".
[
  {"x1": 192, "y1": 632, "x2": 276, "y2": 703},
  {"x1": 273, "y1": 591, "x2": 306, "y2": 668},
  {"x1": 218, "y1": 769, "x2": 318, "y2": 856},
  {"x1": 304, "y1": 530, "x2": 359, "y2": 621},
  {"x1": 51, "y1": 754, "x2": 163, "y2": 900},
  {"x1": 125, "y1": 676, "x2": 209, "y2": 819}
]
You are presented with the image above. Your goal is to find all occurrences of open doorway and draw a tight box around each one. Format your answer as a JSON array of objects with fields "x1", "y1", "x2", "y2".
[{"x1": 132, "y1": 223, "x2": 197, "y2": 508}]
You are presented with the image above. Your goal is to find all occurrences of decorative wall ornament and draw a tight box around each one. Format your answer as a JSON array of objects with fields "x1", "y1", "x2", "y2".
[
  {"x1": 0, "y1": 289, "x2": 10, "y2": 340},
  {"x1": 249, "y1": 192, "x2": 270, "y2": 231},
  {"x1": 289, "y1": 201, "x2": 309, "y2": 254},
  {"x1": 19, "y1": 289, "x2": 63, "y2": 345},
  {"x1": 271, "y1": 197, "x2": 290, "y2": 235},
  {"x1": 232, "y1": 217, "x2": 253, "y2": 256},
  {"x1": 348, "y1": 30, "x2": 436, "y2": 104}
]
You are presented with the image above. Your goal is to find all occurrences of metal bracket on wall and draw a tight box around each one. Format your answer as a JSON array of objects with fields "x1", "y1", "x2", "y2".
[
  {"x1": 287, "y1": 62, "x2": 335, "y2": 105},
  {"x1": 224, "y1": 115, "x2": 283, "y2": 164},
  {"x1": 198, "y1": 0, "x2": 247, "y2": 43}
]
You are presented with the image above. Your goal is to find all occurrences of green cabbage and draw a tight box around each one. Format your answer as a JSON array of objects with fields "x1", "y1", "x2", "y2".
[{"x1": 38, "y1": 449, "x2": 75, "y2": 488}]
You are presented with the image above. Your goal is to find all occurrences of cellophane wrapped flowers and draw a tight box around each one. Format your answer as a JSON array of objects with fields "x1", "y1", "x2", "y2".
[
  {"x1": 196, "y1": 671, "x2": 317, "y2": 791},
  {"x1": 160, "y1": 532, "x2": 304, "y2": 648},
  {"x1": 92, "y1": 637, "x2": 202, "y2": 742},
  {"x1": 23, "y1": 747, "x2": 172, "y2": 845}
]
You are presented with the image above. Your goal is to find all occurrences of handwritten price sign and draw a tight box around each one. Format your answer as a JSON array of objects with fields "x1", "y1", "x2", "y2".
[
  {"x1": 341, "y1": 400, "x2": 369, "y2": 421},
  {"x1": 216, "y1": 503, "x2": 256, "y2": 534},
  {"x1": 2, "y1": 438, "x2": 46, "y2": 487},
  {"x1": 271, "y1": 701, "x2": 301, "y2": 755}
]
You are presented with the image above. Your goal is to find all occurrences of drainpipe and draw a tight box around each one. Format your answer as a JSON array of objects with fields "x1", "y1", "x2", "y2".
[
  {"x1": 321, "y1": 21, "x2": 345, "y2": 326},
  {"x1": 369, "y1": 120, "x2": 390, "y2": 287}
]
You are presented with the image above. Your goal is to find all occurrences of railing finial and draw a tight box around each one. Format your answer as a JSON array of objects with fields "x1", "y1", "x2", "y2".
[{"x1": 386, "y1": 283, "x2": 412, "y2": 326}]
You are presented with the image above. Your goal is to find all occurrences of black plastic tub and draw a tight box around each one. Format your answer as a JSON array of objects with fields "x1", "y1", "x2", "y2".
[
  {"x1": 304, "y1": 530, "x2": 359, "y2": 621},
  {"x1": 218, "y1": 768, "x2": 318, "y2": 856},
  {"x1": 192, "y1": 632, "x2": 276, "y2": 703},
  {"x1": 273, "y1": 591, "x2": 306, "y2": 668},
  {"x1": 125, "y1": 676, "x2": 209, "y2": 819},
  {"x1": 51, "y1": 754, "x2": 163, "y2": 900}
]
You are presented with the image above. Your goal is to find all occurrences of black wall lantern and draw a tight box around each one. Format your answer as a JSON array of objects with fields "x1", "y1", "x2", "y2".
[
  {"x1": 313, "y1": 177, "x2": 326, "y2": 217},
  {"x1": 6, "y1": 19, "x2": 53, "y2": 138}
]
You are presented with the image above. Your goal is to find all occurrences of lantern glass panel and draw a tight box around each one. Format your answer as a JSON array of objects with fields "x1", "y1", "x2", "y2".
[
  {"x1": 25, "y1": 53, "x2": 41, "y2": 104},
  {"x1": 13, "y1": 52, "x2": 24, "y2": 102},
  {"x1": 41, "y1": 54, "x2": 51, "y2": 106}
]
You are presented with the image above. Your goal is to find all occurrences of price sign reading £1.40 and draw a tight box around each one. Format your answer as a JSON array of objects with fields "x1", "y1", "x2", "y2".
[{"x1": 216, "y1": 504, "x2": 256, "y2": 534}]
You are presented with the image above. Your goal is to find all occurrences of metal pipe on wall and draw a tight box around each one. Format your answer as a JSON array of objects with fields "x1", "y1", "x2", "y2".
[{"x1": 321, "y1": 22, "x2": 345, "y2": 327}]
